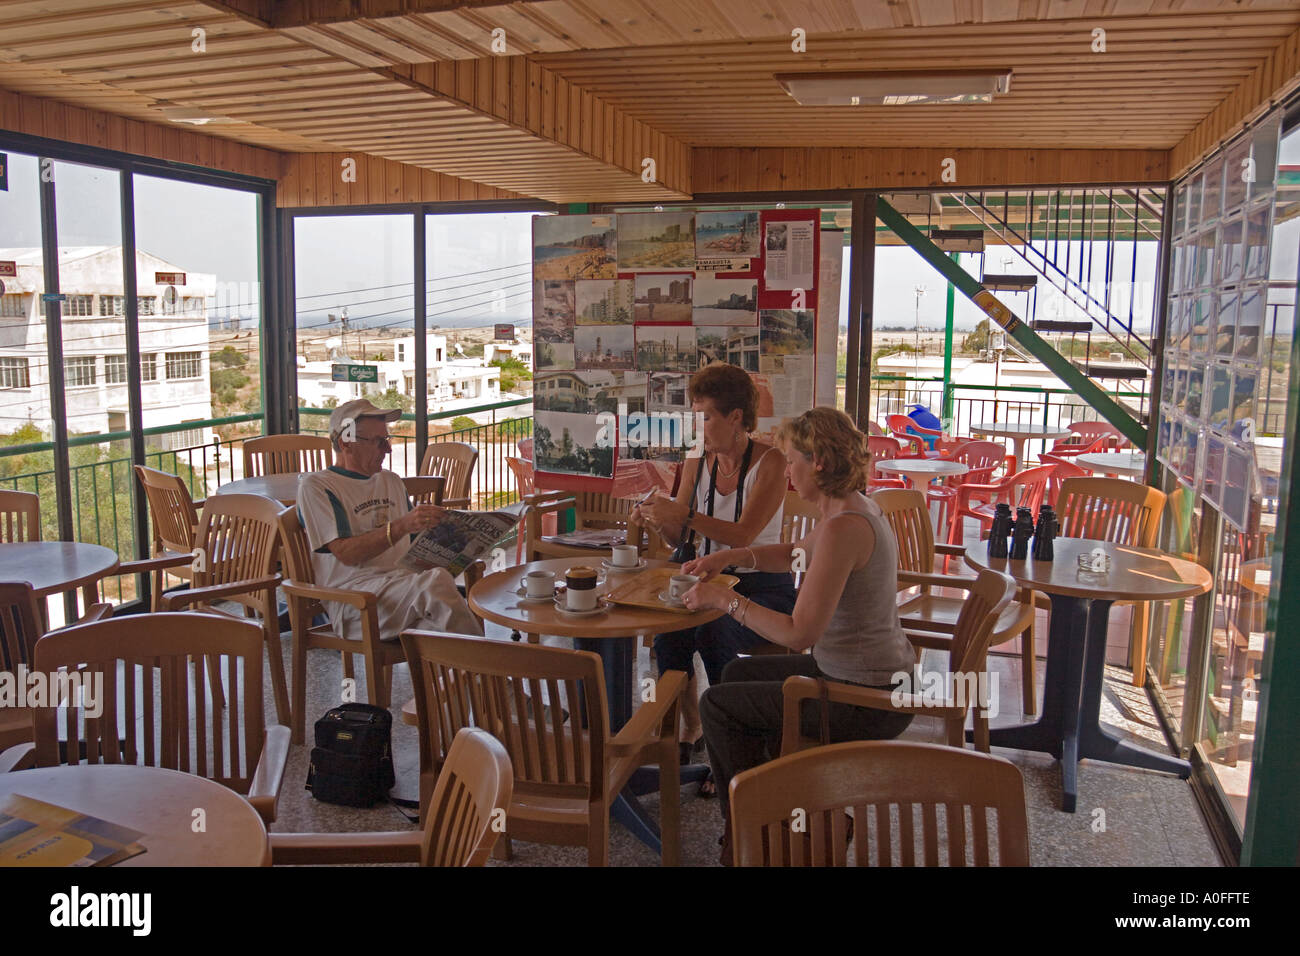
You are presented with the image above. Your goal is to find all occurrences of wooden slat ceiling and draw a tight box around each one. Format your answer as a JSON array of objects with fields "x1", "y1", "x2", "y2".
[{"x1": 0, "y1": 0, "x2": 1297, "y2": 202}]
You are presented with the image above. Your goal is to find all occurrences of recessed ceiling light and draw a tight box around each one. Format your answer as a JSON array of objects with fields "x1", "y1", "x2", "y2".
[
  {"x1": 158, "y1": 105, "x2": 237, "y2": 125},
  {"x1": 775, "y1": 70, "x2": 1012, "y2": 106}
]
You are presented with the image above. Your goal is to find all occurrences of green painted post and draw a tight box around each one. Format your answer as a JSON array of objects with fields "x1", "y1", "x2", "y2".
[
  {"x1": 877, "y1": 198, "x2": 1146, "y2": 448},
  {"x1": 943, "y1": 252, "x2": 956, "y2": 425}
]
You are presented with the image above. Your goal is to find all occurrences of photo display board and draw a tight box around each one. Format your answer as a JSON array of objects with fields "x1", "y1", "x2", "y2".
[
  {"x1": 531, "y1": 210, "x2": 825, "y2": 489},
  {"x1": 1158, "y1": 118, "x2": 1279, "y2": 532}
]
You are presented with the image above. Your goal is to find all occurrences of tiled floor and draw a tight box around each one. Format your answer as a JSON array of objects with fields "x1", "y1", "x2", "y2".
[{"x1": 268, "y1": 611, "x2": 1222, "y2": 867}]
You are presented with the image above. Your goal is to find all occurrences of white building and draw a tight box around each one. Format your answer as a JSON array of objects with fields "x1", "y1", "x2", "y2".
[
  {"x1": 0, "y1": 246, "x2": 214, "y2": 447},
  {"x1": 297, "y1": 332, "x2": 502, "y2": 410},
  {"x1": 484, "y1": 341, "x2": 532, "y2": 365}
]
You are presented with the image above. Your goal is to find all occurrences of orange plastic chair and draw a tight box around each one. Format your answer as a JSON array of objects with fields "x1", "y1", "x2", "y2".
[
  {"x1": 1039, "y1": 452, "x2": 1089, "y2": 503},
  {"x1": 867, "y1": 436, "x2": 907, "y2": 490},
  {"x1": 946, "y1": 464, "x2": 1056, "y2": 546},
  {"x1": 886, "y1": 414, "x2": 964, "y2": 458},
  {"x1": 926, "y1": 440, "x2": 1004, "y2": 533},
  {"x1": 1049, "y1": 422, "x2": 1124, "y2": 458}
]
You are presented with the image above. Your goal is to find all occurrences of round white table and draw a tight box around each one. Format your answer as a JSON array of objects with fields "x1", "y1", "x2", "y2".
[
  {"x1": 1076, "y1": 451, "x2": 1146, "y2": 478},
  {"x1": 969, "y1": 422, "x2": 1071, "y2": 473},
  {"x1": 875, "y1": 458, "x2": 969, "y2": 488}
]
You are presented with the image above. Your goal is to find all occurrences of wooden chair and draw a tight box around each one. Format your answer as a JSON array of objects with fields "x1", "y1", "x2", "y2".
[
  {"x1": 129, "y1": 465, "x2": 204, "y2": 611},
  {"x1": 399, "y1": 630, "x2": 685, "y2": 866},
  {"x1": 0, "y1": 612, "x2": 289, "y2": 825},
  {"x1": 420, "y1": 441, "x2": 478, "y2": 509},
  {"x1": 875, "y1": 488, "x2": 1039, "y2": 717},
  {"x1": 866, "y1": 436, "x2": 906, "y2": 489},
  {"x1": 403, "y1": 475, "x2": 446, "y2": 506},
  {"x1": 780, "y1": 567, "x2": 1017, "y2": 755},
  {"x1": 0, "y1": 489, "x2": 40, "y2": 542},
  {"x1": 154, "y1": 493, "x2": 290, "y2": 726},
  {"x1": 522, "y1": 490, "x2": 650, "y2": 562},
  {"x1": 242, "y1": 434, "x2": 333, "y2": 477},
  {"x1": 946, "y1": 463, "x2": 1056, "y2": 546},
  {"x1": 505, "y1": 457, "x2": 543, "y2": 562},
  {"x1": 1055, "y1": 476, "x2": 1168, "y2": 687},
  {"x1": 0, "y1": 581, "x2": 111, "y2": 752},
  {"x1": 729, "y1": 740, "x2": 1030, "y2": 866},
  {"x1": 276, "y1": 506, "x2": 483, "y2": 743},
  {"x1": 741, "y1": 490, "x2": 821, "y2": 660},
  {"x1": 269, "y1": 727, "x2": 513, "y2": 866}
]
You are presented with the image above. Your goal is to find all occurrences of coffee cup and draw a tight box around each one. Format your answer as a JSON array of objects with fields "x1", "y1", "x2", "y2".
[
  {"x1": 524, "y1": 569, "x2": 555, "y2": 599},
  {"x1": 669, "y1": 573, "x2": 699, "y2": 601},
  {"x1": 611, "y1": 544, "x2": 638, "y2": 568},
  {"x1": 565, "y1": 566, "x2": 599, "y2": 611}
]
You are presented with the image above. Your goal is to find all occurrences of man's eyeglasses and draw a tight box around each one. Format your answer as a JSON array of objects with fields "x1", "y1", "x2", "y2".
[{"x1": 352, "y1": 435, "x2": 392, "y2": 448}]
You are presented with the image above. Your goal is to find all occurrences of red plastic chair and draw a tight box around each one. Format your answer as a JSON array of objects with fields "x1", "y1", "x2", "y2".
[
  {"x1": 1049, "y1": 421, "x2": 1124, "y2": 458},
  {"x1": 1039, "y1": 452, "x2": 1090, "y2": 503},
  {"x1": 867, "y1": 436, "x2": 907, "y2": 489},
  {"x1": 927, "y1": 440, "x2": 1005, "y2": 533},
  {"x1": 946, "y1": 464, "x2": 1057, "y2": 546}
]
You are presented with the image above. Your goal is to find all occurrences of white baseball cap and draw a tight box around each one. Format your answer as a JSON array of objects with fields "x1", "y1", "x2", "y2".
[{"x1": 328, "y1": 399, "x2": 401, "y2": 443}]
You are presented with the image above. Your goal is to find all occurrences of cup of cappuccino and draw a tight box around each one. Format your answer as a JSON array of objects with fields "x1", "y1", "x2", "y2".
[
  {"x1": 565, "y1": 566, "x2": 599, "y2": 610},
  {"x1": 611, "y1": 544, "x2": 638, "y2": 568},
  {"x1": 669, "y1": 573, "x2": 699, "y2": 601},
  {"x1": 524, "y1": 569, "x2": 555, "y2": 599}
]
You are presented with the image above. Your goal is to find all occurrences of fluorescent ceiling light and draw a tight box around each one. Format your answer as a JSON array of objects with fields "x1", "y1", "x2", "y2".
[
  {"x1": 775, "y1": 70, "x2": 1012, "y2": 106},
  {"x1": 158, "y1": 105, "x2": 237, "y2": 125}
]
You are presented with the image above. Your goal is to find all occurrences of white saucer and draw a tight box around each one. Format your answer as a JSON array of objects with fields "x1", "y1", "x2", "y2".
[
  {"x1": 601, "y1": 558, "x2": 647, "y2": 572},
  {"x1": 657, "y1": 591, "x2": 687, "y2": 607},
  {"x1": 552, "y1": 595, "x2": 611, "y2": 617},
  {"x1": 515, "y1": 585, "x2": 555, "y2": 604}
]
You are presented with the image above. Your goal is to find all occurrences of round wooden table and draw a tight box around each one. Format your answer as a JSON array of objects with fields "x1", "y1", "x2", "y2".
[
  {"x1": 1076, "y1": 451, "x2": 1146, "y2": 478},
  {"x1": 0, "y1": 764, "x2": 269, "y2": 866},
  {"x1": 876, "y1": 458, "x2": 969, "y2": 487},
  {"x1": 469, "y1": 556, "x2": 724, "y2": 853},
  {"x1": 969, "y1": 422, "x2": 1072, "y2": 473},
  {"x1": 0, "y1": 541, "x2": 120, "y2": 608},
  {"x1": 966, "y1": 537, "x2": 1212, "y2": 812},
  {"x1": 214, "y1": 472, "x2": 302, "y2": 505}
]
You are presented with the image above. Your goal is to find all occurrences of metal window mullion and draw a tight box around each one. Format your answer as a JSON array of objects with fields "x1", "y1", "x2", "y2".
[
  {"x1": 415, "y1": 212, "x2": 428, "y2": 465},
  {"x1": 120, "y1": 170, "x2": 150, "y2": 601}
]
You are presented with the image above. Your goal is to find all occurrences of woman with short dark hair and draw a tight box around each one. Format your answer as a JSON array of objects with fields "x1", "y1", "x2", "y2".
[{"x1": 632, "y1": 363, "x2": 792, "y2": 786}]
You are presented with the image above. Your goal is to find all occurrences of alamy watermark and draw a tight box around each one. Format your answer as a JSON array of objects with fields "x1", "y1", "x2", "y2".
[
  {"x1": 890, "y1": 666, "x2": 1000, "y2": 718},
  {"x1": 0, "y1": 665, "x2": 103, "y2": 719}
]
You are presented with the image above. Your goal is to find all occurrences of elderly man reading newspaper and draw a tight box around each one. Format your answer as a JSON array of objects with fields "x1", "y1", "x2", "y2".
[{"x1": 296, "y1": 399, "x2": 483, "y2": 639}]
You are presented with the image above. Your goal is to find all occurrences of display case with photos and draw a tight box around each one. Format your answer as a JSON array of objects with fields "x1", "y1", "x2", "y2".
[
  {"x1": 1200, "y1": 154, "x2": 1225, "y2": 226},
  {"x1": 1215, "y1": 289, "x2": 1237, "y2": 358},
  {"x1": 1218, "y1": 218, "x2": 1246, "y2": 287}
]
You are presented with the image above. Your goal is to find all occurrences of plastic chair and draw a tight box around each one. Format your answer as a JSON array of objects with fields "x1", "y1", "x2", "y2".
[
  {"x1": 420, "y1": 442, "x2": 478, "y2": 509},
  {"x1": 867, "y1": 436, "x2": 907, "y2": 490},
  {"x1": 875, "y1": 488, "x2": 1039, "y2": 716},
  {"x1": 729, "y1": 740, "x2": 1029, "y2": 867},
  {"x1": 1, "y1": 612, "x2": 289, "y2": 825},
  {"x1": 1055, "y1": 476, "x2": 1168, "y2": 687},
  {"x1": 399, "y1": 630, "x2": 685, "y2": 866},
  {"x1": 243, "y1": 434, "x2": 333, "y2": 476},
  {"x1": 1049, "y1": 422, "x2": 1124, "y2": 458},
  {"x1": 269, "y1": 727, "x2": 514, "y2": 866},
  {"x1": 886, "y1": 414, "x2": 963, "y2": 458},
  {"x1": 1038, "y1": 452, "x2": 1089, "y2": 503},
  {"x1": 0, "y1": 489, "x2": 40, "y2": 543},
  {"x1": 926, "y1": 440, "x2": 1004, "y2": 534},
  {"x1": 946, "y1": 464, "x2": 1056, "y2": 547}
]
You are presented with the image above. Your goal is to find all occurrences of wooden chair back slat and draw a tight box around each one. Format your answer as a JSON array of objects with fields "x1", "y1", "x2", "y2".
[
  {"x1": 730, "y1": 740, "x2": 1030, "y2": 867},
  {"x1": 30, "y1": 614, "x2": 266, "y2": 794},
  {"x1": 0, "y1": 489, "x2": 41, "y2": 543},
  {"x1": 134, "y1": 465, "x2": 200, "y2": 556},
  {"x1": 0, "y1": 582, "x2": 42, "y2": 672},
  {"x1": 242, "y1": 434, "x2": 333, "y2": 477},
  {"x1": 1056, "y1": 477, "x2": 1167, "y2": 548},
  {"x1": 403, "y1": 475, "x2": 446, "y2": 506},
  {"x1": 194, "y1": 494, "x2": 284, "y2": 588},
  {"x1": 420, "y1": 442, "x2": 479, "y2": 504}
]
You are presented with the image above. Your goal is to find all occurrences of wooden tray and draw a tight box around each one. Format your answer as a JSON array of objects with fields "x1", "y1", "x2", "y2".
[{"x1": 604, "y1": 567, "x2": 738, "y2": 614}]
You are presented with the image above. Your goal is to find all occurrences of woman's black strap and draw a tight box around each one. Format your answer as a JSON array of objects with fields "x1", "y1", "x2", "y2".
[{"x1": 703, "y1": 438, "x2": 755, "y2": 557}]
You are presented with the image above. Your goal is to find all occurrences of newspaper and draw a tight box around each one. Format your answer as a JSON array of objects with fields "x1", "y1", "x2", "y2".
[
  {"x1": 399, "y1": 502, "x2": 527, "y2": 576},
  {"x1": 763, "y1": 218, "x2": 816, "y2": 291}
]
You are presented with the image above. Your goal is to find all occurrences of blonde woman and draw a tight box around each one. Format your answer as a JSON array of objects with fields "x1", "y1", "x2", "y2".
[{"x1": 680, "y1": 407, "x2": 915, "y2": 863}]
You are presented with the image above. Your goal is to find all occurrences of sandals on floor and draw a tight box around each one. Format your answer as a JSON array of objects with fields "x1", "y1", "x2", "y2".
[{"x1": 698, "y1": 769, "x2": 716, "y2": 798}]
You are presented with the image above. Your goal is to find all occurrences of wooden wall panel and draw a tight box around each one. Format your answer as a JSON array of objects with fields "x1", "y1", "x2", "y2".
[
  {"x1": 0, "y1": 88, "x2": 281, "y2": 181},
  {"x1": 693, "y1": 147, "x2": 1170, "y2": 192},
  {"x1": 1170, "y1": 24, "x2": 1300, "y2": 176},
  {"x1": 276, "y1": 151, "x2": 523, "y2": 206}
]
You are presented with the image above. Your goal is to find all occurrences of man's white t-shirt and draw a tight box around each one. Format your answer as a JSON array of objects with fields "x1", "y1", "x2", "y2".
[{"x1": 296, "y1": 466, "x2": 481, "y2": 639}]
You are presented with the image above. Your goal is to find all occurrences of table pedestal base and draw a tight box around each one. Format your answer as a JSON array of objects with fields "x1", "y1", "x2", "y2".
[{"x1": 973, "y1": 594, "x2": 1190, "y2": 812}]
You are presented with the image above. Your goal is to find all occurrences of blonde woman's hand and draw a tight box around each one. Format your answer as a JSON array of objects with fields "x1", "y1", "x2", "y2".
[
  {"x1": 680, "y1": 551, "x2": 730, "y2": 582},
  {"x1": 682, "y1": 581, "x2": 735, "y2": 613}
]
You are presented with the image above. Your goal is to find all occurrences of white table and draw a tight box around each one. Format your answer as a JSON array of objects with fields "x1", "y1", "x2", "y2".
[
  {"x1": 1076, "y1": 451, "x2": 1146, "y2": 478},
  {"x1": 969, "y1": 422, "x2": 1072, "y2": 473},
  {"x1": 875, "y1": 458, "x2": 969, "y2": 487}
]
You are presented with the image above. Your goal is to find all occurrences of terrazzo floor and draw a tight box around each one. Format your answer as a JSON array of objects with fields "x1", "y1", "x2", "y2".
[{"x1": 266, "y1": 610, "x2": 1223, "y2": 867}]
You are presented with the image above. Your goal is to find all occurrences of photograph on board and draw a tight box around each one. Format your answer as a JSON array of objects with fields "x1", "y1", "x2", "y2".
[
  {"x1": 635, "y1": 325, "x2": 697, "y2": 371},
  {"x1": 617, "y1": 212, "x2": 696, "y2": 271},
  {"x1": 696, "y1": 210, "x2": 761, "y2": 260},
  {"x1": 634, "y1": 273, "x2": 692, "y2": 324},
  {"x1": 574, "y1": 324, "x2": 636, "y2": 370},
  {"x1": 576, "y1": 278, "x2": 634, "y2": 325},
  {"x1": 758, "y1": 309, "x2": 815, "y2": 373},
  {"x1": 692, "y1": 278, "x2": 757, "y2": 325},
  {"x1": 534, "y1": 409, "x2": 614, "y2": 478},
  {"x1": 533, "y1": 214, "x2": 617, "y2": 279},
  {"x1": 534, "y1": 341, "x2": 575, "y2": 371},
  {"x1": 534, "y1": 279, "x2": 575, "y2": 343}
]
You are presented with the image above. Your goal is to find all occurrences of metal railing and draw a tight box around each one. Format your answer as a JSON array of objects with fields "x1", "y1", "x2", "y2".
[{"x1": 871, "y1": 374, "x2": 1148, "y2": 463}]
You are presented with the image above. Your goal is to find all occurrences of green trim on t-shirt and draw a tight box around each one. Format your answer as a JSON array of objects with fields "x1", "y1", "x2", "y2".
[
  {"x1": 324, "y1": 489, "x2": 352, "y2": 541},
  {"x1": 327, "y1": 465, "x2": 369, "y2": 480}
]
